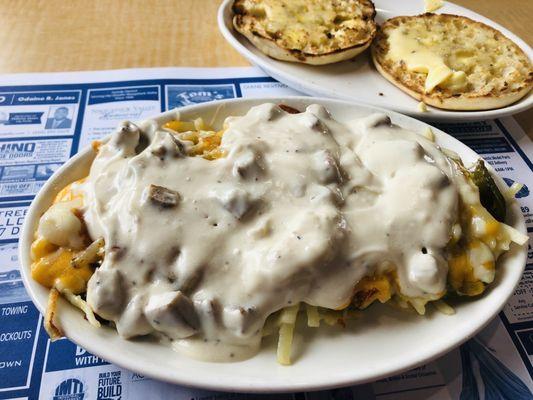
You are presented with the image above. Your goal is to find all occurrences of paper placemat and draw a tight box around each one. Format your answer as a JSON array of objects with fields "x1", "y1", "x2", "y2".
[{"x1": 0, "y1": 67, "x2": 531, "y2": 400}]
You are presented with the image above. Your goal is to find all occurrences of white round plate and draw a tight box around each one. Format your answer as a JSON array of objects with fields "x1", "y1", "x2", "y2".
[
  {"x1": 218, "y1": 0, "x2": 533, "y2": 121},
  {"x1": 20, "y1": 97, "x2": 527, "y2": 392}
]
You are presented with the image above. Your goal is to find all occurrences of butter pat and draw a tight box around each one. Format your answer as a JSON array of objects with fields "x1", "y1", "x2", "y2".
[
  {"x1": 387, "y1": 27, "x2": 467, "y2": 93},
  {"x1": 442, "y1": 71, "x2": 468, "y2": 91},
  {"x1": 425, "y1": 66, "x2": 453, "y2": 92},
  {"x1": 424, "y1": 0, "x2": 443, "y2": 13}
]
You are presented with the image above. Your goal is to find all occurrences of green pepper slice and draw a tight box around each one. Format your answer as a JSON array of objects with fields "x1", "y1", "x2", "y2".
[{"x1": 470, "y1": 159, "x2": 506, "y2": 222}]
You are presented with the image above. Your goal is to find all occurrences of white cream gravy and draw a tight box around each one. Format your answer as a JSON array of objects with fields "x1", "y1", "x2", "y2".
[{"x1": 79, "y1": 104, "x2": 472, "y2": 361}]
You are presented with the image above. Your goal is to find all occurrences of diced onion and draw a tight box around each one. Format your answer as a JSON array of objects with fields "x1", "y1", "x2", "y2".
[
  {"x1": 441, "y1": 148, "x2": 461, "y2": 162},
  {"x1": 70, "y1": 237, "x2": 104, "y2": 269},
  {"x1": 422, "y1": 127, "x2": 435, "y2": 142},
  {"x1": 62, "y1": 289, "x2": 101, "y2": 328},
  {"x1": 433, "y1": 300, "x2": 455, "y2": 315},
  {"x1": 501, "y1": 223, "x2": 529, "y2": 246},
  {"x1": 408, "y1": 298, "x2": 427, "y2": 315},
  {"x1": 503, "y1": 182, "x2": 524, "y2": 202}
]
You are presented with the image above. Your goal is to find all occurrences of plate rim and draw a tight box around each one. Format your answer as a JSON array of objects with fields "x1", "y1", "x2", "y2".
[
  {"x1": 19, "y1": 96, "x2": 528, "y2": 392},
  {"x1": 217, "y1": 0, "x2": 533, "y2": 121}
]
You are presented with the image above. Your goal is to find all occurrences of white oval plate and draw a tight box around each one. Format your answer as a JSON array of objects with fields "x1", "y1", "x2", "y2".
[
  {"x1": 218, "y1": 0, "x2": 533, "y2": 121},
  {"x1": 20, "y1": 97, "x2": 527, "y2": 393}
]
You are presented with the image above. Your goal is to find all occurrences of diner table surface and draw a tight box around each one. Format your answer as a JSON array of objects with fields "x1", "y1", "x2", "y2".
[{"x1": 0, "y1": 0, "x2": 531, "y2": 137}]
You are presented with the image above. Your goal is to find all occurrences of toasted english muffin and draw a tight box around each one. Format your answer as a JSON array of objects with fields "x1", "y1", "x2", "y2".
[
  {"x1": 371, "y1": 14, "x2": 533, "y2": 110},
  {"x1": 232, "y1": 0, "x2": 377, "y2": 65}
]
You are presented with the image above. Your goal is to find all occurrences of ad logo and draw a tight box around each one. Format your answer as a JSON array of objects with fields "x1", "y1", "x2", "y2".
[
  {"x1": 97, "y1": 370, "x2": 122, "y2": 400},
  {"x1": 0, "y1": 142, "x2": 36, "y2": 154},
  {"x1": 53, "y1": 378, "x2": 85, "y2": 400},
  {"x1": 167, "y1": 84, "x2": 235, "y2": 109}
]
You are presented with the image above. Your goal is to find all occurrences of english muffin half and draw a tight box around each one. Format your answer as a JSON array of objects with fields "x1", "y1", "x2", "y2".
[
  {"x1": 371, "y1": 13, "x2": 533, "y2": 110},
  {"x1": 232, "y1": 0, "x2": 377, "y2": 65}
]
